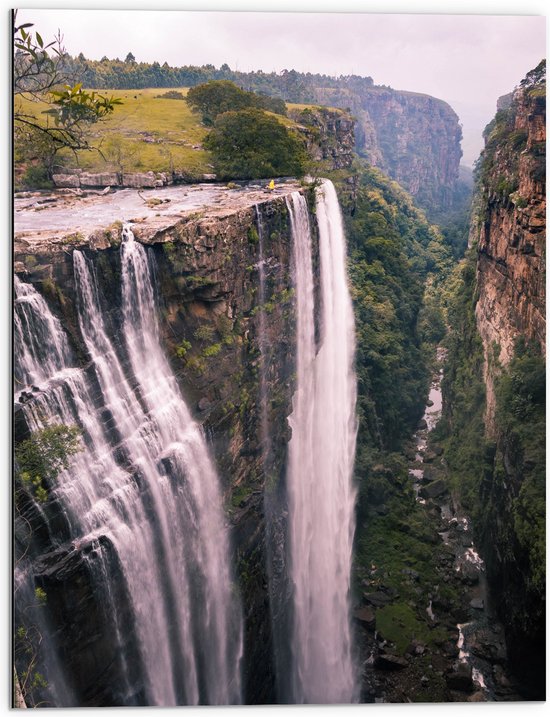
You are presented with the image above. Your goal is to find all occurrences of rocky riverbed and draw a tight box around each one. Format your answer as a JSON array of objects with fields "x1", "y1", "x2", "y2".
[{"x1": 355, "y1": 351, "x2": 520, "y2": 703}]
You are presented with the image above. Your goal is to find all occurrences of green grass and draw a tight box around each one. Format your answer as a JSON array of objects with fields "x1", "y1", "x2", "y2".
[
  {"x1": 15, "y1": 89, "x2": 312, "y2": 177},
  {"x1": 15, "y1": 87, "x2": 211, "y2": 175}
]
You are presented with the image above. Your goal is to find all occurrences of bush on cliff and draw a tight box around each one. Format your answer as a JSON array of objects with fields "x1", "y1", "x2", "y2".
[{"x1": 204, "y1": 108, "x2": 307, "y2": 180}]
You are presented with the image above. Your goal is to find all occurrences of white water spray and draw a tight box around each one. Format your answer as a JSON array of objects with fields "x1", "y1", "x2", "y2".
[
  {"x1": 13, "y1": 230, "x2": 242, "y2": 706},
  {"x1": 286, "y1": 182, "x2": 358, "y2": 704}
]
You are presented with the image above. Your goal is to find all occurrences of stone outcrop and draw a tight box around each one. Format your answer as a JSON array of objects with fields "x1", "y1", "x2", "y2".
[
  {"x1": 52, "y1": 169, "x2": 198, "y2": 189},
  {"x1": 289, "y1": 106, "x2": 355, "y2": 170}
]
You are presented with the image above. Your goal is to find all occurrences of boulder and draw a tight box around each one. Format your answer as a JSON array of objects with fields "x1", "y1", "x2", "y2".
[
  {"x1": 422, "y1": 466, "x2": 442, "y2": 483},
  {"x1": 354, "y1": 606, "x2": 376, "y2": 630},
  {"x1": 406, "y1": 639, "x2": 425, "y2": 656},
  {"x1": 446, "y1": 662, "x2": 474, "y2": 692},
  {"x1": 364, "y1": 591, "x2": 394, "y2": 608},
  {"x1": 197, "y1": 397, "x2": 211, "y2": 412},
  {"x1": 470, "y1": 598, "x2": 484, "y2": 610},
  {"x1": 52, "y1": 173, "x2": 81, "y2": 188},
  {"x1": 423, "y1": 449, "x2": 438, "y2": 463},
  {"x1": 123, "y1": 172, "x2": 156, "y2": 188},
  {"x1": 374, "y1": 653, "x2": 408, "y2": 671},
  {"x1": 417, "y1": 418, "x2": 428, "y2": 430},
  {"x1": 458, "y1": 561, "x2": 480, "y2": 585},
  {"x1": 419, "y1": 478, "x2": 448, "y2": 499},
  {"x1": 80, "y1": 172, "x2": 119, "y2": 187},
  {"x1": 467, "y1": 691, "x2": 487, "y2": 702},
  {"x1": 470, "y1": 626, "x2": 507, "y2": 663}
]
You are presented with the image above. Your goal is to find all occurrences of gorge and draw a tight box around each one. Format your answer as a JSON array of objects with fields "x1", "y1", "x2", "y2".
[{"x1": 13, "y1": 39, "x2": 545, "y2": 707}]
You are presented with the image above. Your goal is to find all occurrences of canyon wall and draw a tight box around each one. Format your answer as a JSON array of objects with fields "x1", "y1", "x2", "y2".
[
  {"x1": 472, "y1": 62, "x2": 546, "y2": 429},
  {"x1": 454, "y1": 60, "x2": 546, "y2": 698},
  {"x1": 308, "y1": 85, "x2": 463, "y2": 213}
]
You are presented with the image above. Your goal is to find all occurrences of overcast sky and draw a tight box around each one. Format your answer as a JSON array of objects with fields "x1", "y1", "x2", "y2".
[{"x1": 15, "y1": 7, "x2": 546, "y2": 166}]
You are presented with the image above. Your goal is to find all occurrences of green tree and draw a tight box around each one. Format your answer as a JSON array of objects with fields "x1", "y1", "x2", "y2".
[
  {"x1": 13, "y1": 12, "x2": 122, "y2": 160},
  {"x1": 186, "y1": 79, "x2": 287, "y2": 126},
  {"x1": 15, "y1": 424, "x2": 81, "y2": 503},
  {"x1": 14, "y1": 423, "x2": 82, "y2": 707},
  {"x1": 204, "y1": 108, "x2": 307, "y2": 180},
  {"x1": 186, "y1": 79, "x2": 257, "y2": 125}
]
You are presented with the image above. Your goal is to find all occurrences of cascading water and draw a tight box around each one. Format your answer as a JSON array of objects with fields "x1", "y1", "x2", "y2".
[
  {"x1": 13, "y1": 228, "x2": 242, "y2": 707},
  {"x1": 285, "y1": 182, "x2": 358, "y2": 704}
]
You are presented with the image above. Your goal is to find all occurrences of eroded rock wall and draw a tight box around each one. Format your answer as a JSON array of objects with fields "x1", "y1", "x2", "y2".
[
  {"x1": 473, "y1": 63, "x2": 546, "y2": 431},
  {"x1": 468, "y1": 62, "x2": 546, "y2": 698}
]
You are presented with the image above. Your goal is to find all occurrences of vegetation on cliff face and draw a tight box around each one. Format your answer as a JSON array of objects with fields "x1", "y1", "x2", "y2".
[
  {"x1": 437, "y1": 62, "x2": 546, "y2": 698},
  {"x1": 15, "y1": 424, "x2": 81, "y2": 504},
  {"x1": 477, "y1": 59, "x2": 546, "y2": 204},
  {"x1": 435, "y1": 251, "x2": 488, "y2": 512},
  {"x1": 492, "y1": 342, "x2": 545, "y2": 593},
  {"x1": 336, "y1": 163, "x2": 453, "y2": 456}
]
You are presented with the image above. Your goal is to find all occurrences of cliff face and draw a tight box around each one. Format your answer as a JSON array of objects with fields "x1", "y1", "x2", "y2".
[
  {"x1": 289, "y1": 106, "x2": 355, "y2": 170},
  {"x1": 14, "y1": 184, "x2": 309, "y2": 704},
  {"x1": 469, "y1": 61, "x2": 546, "y2": 697},
  {"x1": 310, "y1": 85, "x2": 462, "y2": 212},
  {"x1": 473, "y1": 61, "x2": 546, "y2": 429}
]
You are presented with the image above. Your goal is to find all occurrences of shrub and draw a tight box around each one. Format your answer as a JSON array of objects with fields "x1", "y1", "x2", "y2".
[
  {"x1": 15, "y1": 424, "x2": 81, "y2": 502},
  {"x1": 194, "y1": 325, "x2": 215, "y2": 343},
  {"x1": 20, "y1": 164, "x2": 53, "y2": 190},
  {"x1": 155, "y1": 90, "x2": 185, "y2": 100}
]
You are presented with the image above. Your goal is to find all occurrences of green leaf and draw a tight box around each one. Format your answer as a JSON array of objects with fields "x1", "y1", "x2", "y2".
[{"x1": 35, "y1": 32, "x2": 43, "y2": 47}]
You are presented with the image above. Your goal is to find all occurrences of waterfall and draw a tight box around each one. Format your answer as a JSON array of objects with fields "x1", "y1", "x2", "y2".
[
  {"x1": 285, "y1": 182, "x2": 358, "y2": 704},
  {"x1": 13, "y1": 229, "x2": 242, "y2": 706}
]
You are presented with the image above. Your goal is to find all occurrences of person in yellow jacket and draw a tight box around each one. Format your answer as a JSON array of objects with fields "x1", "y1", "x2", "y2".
[{"x1": 267, "y1": 179, "x2": 275, "y2": 191}]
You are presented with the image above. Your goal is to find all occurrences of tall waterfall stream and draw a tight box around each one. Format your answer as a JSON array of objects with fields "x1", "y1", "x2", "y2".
[
  {"x1": 285, "y1": 182, "x2": 358, "y2": 703},
  {"x1": 14, "y1": 228, "x2": 242, "y2": 706}
]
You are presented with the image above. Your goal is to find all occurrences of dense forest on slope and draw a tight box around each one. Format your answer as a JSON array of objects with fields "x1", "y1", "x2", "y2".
[
  {"x1": 335, "y1": 164, "x2": 453, "y2": 454},
  {"x1": 60, "y1": 53, "x2": 376, "y2": 96}
]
